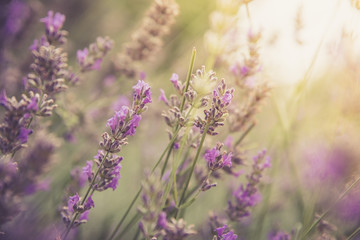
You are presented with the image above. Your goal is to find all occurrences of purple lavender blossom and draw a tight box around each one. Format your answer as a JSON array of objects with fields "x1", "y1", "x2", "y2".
[
  {"x1": 40, "y1": 11, "x2": 65, "y2": 32},
  {"x1": 84, "y1": 194, "x2": 95, "y2": 209},
  {"x1": 67, "y1": 193, "x2": 80, "y2": 212},
  {"x1": 83, "y1": 161, "x2": 93, "y2": 180},
  {"x1": 227, "y1": 150, "x2": 270, "y2": 221},
  {"x1": 0, "y1": 90, "x2": 8, "y2": 108},
  {"x1": 107, "y1": 106, "x2": 129, "y2": 135},
  {"x1": 170, "y1": 73, "x2": 181, "y2": 91},
  {"x1": 156, "y1": 212, "x2": 168, "y2": 230},
  {"x1": 76, "y1": 37, "x2": 113, "y2": 72},
  {"x1": 204, "y1": 143, "x2": 233, "y2": 171},
  {"x1": 105, "y1": 165, "x2": 122, "y2": 191},
  {"x1": 159, "y1": 89, "x2": 169, "y2": 105},
  {"x1": 18, "y1": 127, "x2": 33, "y2": 144},
  {"x1": 27, "y1": 97, "x2": 39, "y2": 111},
  {"x1": 126, "y1": 114, "x2": 142, "y2": 136},
  {"x1": 77, "y1": 48, "x2": 89, "y2": 66},
  {"x1": 268, "y1": 231, "x2": 291, "y2": 240},
  {"x1": 215, "y1": 225, "x2": 238, "y2": 240},
  {"x1": 195, "y1": 79, "x2": 234, "y2": 135},
  {"x1": 79, "y1": 211, "x2": 90, "y2": 221},
  {"x1": 133, "y1": 80, "x2": 152, "y2": 106}
]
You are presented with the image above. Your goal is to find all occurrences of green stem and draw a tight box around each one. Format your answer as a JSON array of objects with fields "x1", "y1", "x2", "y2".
[
  {"x1": 347, "y1": 225, "x2": 360, "y2": 240},
  {"x1": 234, "y1": 122, "x2": 255, "y2": 147},
  {"x1": 161, "y1": 145, "x2": 173, "y2": 177},
  {"x1": 63, "y1": 151, "x2": 109, "y2": 240},
  {"x1": 302, "y1": 175, "x2": 360, "y2": 239},
  {"x1": 178, "y1": 170, "x2": 213, "y2": 210},
  {"x1": 116, "y1": 213, "x2": 142, "y2": 239},
  {"x1": 177, "y1": 121, "x2": 210, "y2": 216},
  {"x1": 180, "y1": 47, "x2": 196, "y2": 112},
  {"x1": 107, "y1": 188, "x2": 142, "y2": 240},
  {"x1": 109, "y1": 49, "x2": 196, "y2": 240},
  {"x1": 108, "y1": 131, "x2": 181, "y2": 240},
  {"x1": 132, "y1": 228, "x2": 141, "y2": 240}
]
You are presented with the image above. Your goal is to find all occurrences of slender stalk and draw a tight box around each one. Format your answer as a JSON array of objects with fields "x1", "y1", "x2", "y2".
[
  {"x1": 177, "y1": 121, "x2": 210, "y2": 216},
  {"x1": 108, "y1": 130, "x2": 182, "y2": 240},
  {"x1": 302, "y1": 175, "x2": 360, "y2": 239},
  {"x1": 63, "y1": 151, "x2": 109, "y2": 240},
  {"x1": 161, "y1": 146, "x2": 173, "y2": 177},
  {"x1": 132, "y1": 228, "x2": 141, "y2": 240},
  {"x1": 234, "y1": 122, "x2": 255, "y2": 147},
  {"x1": 107, "y1": 188, "x2": 142, "y2": 240},
  {"x1": 109, "y1": 49, "x2": 196, "y2": 240},
  {"x1": 180, "y1": 47, "x2": 196, "y2": 112},
  {"x1": 347, "y1": 225, "x2": 360, "y2": 240},
  {"x1": 116, "y1": 213, "x2": 142, "y2": 239},
  {"x1": 178, "y1": 170, "x2": 213, "y2": 210}
]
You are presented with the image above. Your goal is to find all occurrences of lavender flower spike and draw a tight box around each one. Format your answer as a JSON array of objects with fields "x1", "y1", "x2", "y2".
[
  {"x1": 204, "y1": 142, "x2": 233, "y2": 171},
  {"x1": 40, "y1": 11, "x2": 67, "y2": 44}
]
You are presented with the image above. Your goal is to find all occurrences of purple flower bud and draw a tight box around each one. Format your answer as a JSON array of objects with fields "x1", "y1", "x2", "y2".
[
  {"x1": 79, "y1": 210, "x2": 90, "y2": 221},
  {"x1": 133, "y1": 80, "x2": 152, "y2": 104},
  {"x1": 0, "y1": 89, "x2": 8, "y2": 108},
  {"x1": 222, "y1": 90, "x2": 234, "y2": 106},
  {"x1": 204, "y1": 148, "x2": 221, "y2": 166},
  {"x1": 27, "y1": 97, "x2": 39, "y2": 111},
  {"x1": 83, "y1": 161, "x2": 93, "y2": 179},
  {"x1": 126, "y1": 114, "x2": 141, "y2": 136},
  {"x1": 107, "y1": 106, "x2": 129, "y2": 133},
  {"x1": 40, "y1": 11, "x2": 65, "y2": 32},
  {"x1": 106, "y1": 167, "x2": 121, "y2": 191},
  {"x1": 159, "y1": 89, "x2": 169, "y2": 105},
  {"x1": 18, "y1": 127, "x2": 33, "y2": 144},
  {"x1": 156, "y1": 212, "x2": 168, "y2": 230},
  {"x1": 77, "y1": 48, "x2": 89, "y2": 66},
  {"x1": 85, "y1": 194, "x2": 95, "y2": 210},
  {"x1": 170, "y1": 73, "x2": 180, "y2": 89},
  {"x1": 67, "y1": 193, "x2": 80, "y2": 213},
  {"x1": 223, "y1": 152, "x2": 232, "y2": 168},
  {"x1": 215, "y1": 225, "x2": 227, "y2": 236}
]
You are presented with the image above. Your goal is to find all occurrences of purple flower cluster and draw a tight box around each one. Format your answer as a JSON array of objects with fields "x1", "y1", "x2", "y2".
[
  {"x1": 0, "y1": 11, "x2": 114, "y2": 157},
  {"x1": 227, "y1": 149, "x2": 270, "y2": 221},
  {"x1": 204, "y1": 142, "x2": 233, "y2": 171},
  {"x1": 85, "y1": 151, "x2": 123, "y2": 191},
  {"x1": 0, "y1": 90, "x2": 56, "y2": 155},
  {"x1": 215, "y1": 225, "x2": 238, "y2": 240},
  {"x1": 61, "y1": 80, "x2": 151, "y2": 231},
  {"x1": 61, "y1": 193, "x2": 95, "y2": 228},
  {"x1": 40, "y1": 11, "x2": 67, "y2": 45},
  {"x1": 94, "y1": 81, "x2": 151, "y2": 187},
  {"x1": 77, "y1": 36, "x2": 114, "y2": 72},
  {"x1": 0, "y1": 131, "x2": 56, "y2": 226},
  {"x1": 195, "y1": 79, "x2": 235, "y2": 135},
  {"x1": 268, "y1": 231, "x2": 291, "y2": 240}
]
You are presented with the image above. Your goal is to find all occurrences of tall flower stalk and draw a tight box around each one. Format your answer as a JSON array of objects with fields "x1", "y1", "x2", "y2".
[{"x1": 61, "y1": 80, "x2": 152, "y2": 239}]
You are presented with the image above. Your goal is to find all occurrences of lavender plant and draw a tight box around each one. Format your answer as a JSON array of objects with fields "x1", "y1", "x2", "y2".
[
  {"x1": 1, "y1": 1, "x2": 359, "y2": 240},
  {"x1": 61, "y1": 80, "x2": 151, "y2": 238}
]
